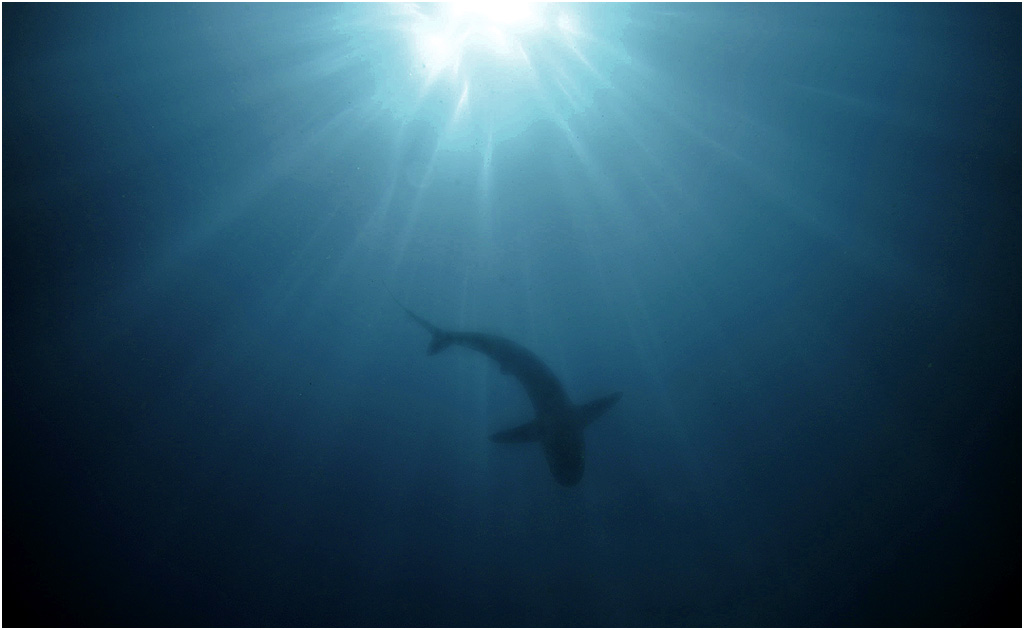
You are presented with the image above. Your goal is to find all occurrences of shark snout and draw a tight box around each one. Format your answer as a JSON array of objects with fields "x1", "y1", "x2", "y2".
[{"x1": 544, "y1": 431, "x2": 585, "y2": 486}]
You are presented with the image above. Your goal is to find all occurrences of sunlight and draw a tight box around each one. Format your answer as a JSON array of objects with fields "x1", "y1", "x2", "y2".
[
  {"x1": 325, "y1": 2, "x2": 638, "y2": 170},
  {"x1": 418, "y1": 31, "x2": 461, "y2": 77},
  {"x1": 450, "y1": 1, "x2": 541, "y2": 29},
  {"x1": 379, "y1": 1, "x2": 618, "y2": 151},
  {"x1": 407, "y1": 2, "x2": 547, "y2": 82}
]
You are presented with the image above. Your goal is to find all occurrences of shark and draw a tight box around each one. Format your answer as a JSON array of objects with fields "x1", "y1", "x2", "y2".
[{"x1": 393, "y1": 294, "x2": 621, "y2": 486}]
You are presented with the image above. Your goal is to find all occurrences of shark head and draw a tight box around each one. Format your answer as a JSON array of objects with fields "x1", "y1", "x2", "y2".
[{"x1": 543, "y1": 423, "x2": 585, "y2": 486}]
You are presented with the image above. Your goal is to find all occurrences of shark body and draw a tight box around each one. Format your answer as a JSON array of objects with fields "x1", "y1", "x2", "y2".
[{"x1": 395, "y1": 299, "x2": 620, "y2": 486}]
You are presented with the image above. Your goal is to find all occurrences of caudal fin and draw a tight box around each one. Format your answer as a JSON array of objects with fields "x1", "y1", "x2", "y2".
[
  {"x1": 404, "y1": 309, "x2": 454, "y2": 355},
  {"x1": 427, "y1": 332, "x2": 454, "y2": 355},
  {"x1": 384, "y1": 282, "x2": 453, "y2": 355}
]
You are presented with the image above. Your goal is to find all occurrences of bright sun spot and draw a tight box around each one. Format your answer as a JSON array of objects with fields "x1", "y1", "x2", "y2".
[
  {"x1": 408, "y1": 2, "x2": 548, "y2": 81},
  {"x1": 451, "y1": 1, "x2": 540, "y2": 28},
  {"x1": 361, "y1": 1, "x2": 616, "y2": 149}
]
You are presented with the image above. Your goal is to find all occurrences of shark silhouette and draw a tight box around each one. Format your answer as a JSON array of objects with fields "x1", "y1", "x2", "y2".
[{"x1": 392, "y1": 295, "x2": 621, "y2": 486}]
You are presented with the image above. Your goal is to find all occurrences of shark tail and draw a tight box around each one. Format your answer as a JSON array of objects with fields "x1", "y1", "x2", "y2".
[
  {"x1": 384, "y1": 282, "x2": 454, "y2": 355},
  {"x1": 400, "y1": 306, "x2": 454, "y2": 355},
  {"x1": 427, "y1": 332, "x2": 454, "y2": 355}
]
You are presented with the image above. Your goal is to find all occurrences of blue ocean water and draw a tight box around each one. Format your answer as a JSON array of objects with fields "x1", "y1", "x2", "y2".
[{"x1": 3, "y1": 3, "x2": 1019, "y2": 627}]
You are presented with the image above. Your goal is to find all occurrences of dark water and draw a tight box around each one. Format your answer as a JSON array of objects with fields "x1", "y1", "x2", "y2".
[{"x1": 4, "y1": 3, "x2": 1019, "y2": 627}]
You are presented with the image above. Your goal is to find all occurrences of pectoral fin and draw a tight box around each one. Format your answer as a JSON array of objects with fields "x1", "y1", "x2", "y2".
[
  {"x1": 490, "y1": 421, "x2": 542, "y2": 443},
  {"x1": 578, "y1": 392, "x2": 622, "y2": 428}
]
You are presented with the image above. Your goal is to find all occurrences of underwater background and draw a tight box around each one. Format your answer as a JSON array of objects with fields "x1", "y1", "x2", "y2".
[{"x1": 3, "y1": 3, "x2": 1020, "y2": 627}]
